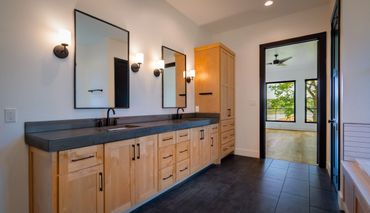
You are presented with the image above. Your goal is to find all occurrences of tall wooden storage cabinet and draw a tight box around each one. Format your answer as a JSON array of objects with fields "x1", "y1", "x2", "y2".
[{"x1": 195, "y1": 43, "x2": 235, "y2": 158}]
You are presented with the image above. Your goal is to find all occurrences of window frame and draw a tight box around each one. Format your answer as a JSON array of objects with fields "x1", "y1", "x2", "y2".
[
  {"x1": 305, "y1": 78, "x2": 318, "y2": 123},
  {"x1": 265, "y1": 80, "x2": 296, "y2": 123}
]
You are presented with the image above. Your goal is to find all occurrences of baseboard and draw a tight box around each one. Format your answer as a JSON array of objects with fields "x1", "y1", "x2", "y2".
[
  {"x1": 234, "y1": 148, "x2": 259, "y2": 158},
  {"x1": 327, "y1": 161, "x2": 331, "y2": 175}
]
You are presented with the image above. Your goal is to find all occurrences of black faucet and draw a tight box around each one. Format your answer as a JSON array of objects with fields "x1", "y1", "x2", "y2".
[
  {"x1": 106, "y1": 107, "x2": 116, "y2": 126},
  {"x1": 176, "y1": 107, "x2": 184, "y2": 119}
]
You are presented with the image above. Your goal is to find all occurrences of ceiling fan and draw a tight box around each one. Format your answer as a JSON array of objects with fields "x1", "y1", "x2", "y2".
[{"x1": 267, "y1": 54, "x2": 293, "y2": 66}]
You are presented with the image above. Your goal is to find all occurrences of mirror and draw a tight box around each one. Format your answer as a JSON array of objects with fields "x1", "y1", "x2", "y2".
[
  {"x1": 74, "y1": 10, "x2": 130, "y2": 109},
  {"x1": 162, "y1": 46, "x2": 187, "y2": 108}
]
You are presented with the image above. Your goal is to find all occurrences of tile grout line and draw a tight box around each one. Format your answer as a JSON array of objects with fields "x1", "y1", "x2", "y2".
[{"x1": 272, "y1": 160, "x2": 289, "y2": 213}]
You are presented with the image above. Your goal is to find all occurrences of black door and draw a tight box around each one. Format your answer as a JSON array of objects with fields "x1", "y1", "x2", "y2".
[{"x1": 330, "y1": 0, "x2": 340, "y2": 191}]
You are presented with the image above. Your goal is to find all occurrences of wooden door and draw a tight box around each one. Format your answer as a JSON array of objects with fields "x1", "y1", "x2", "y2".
[
  {"x1": 59, "y1": 165, "x2": 104, "y2": 213},
  {"x1": 220, "y1": 49, "x2": 229, "y2": 120},
  {"x1": 190, "y1": 128, "x2": 201, "y2": 173},
  {"x1": 227, "y1": 53, "x2": 235, "y2": 119},
  {"x1": 133, "y1": 135, "x2": 158, "y2": 203},
  {"x1": 210, "y1": 131, "x2": 219, "y2": 162},
  {"x1": 104, "y1": 139, "x2": 135, "y2": 213},
  {"x1": 200, "y1": 127, "x2": 211, "y2": 167}
]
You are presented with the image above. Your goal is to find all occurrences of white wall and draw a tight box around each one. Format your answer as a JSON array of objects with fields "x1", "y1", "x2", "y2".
[
  {"x1": 212, "y1": 5, "x2": 331, "y2": 158},
  {"x1": 266, "y1": 41, "x2": 318, "y2": 131},
  {"x1": 340, "y1": 0, "x2": 370, "y2": 191},
  {"x1": 0, "y1": 0, "x2": 211, "y2": 212}
]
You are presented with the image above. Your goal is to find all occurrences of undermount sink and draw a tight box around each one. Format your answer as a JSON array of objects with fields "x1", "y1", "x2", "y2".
[{"x1": 107, "y1": 124, "x2": 141, "y2": 131}]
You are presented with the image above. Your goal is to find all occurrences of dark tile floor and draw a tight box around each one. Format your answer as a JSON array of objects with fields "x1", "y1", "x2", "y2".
[{"x1": 133, "y1": 155, "x2": 343, "y2": 213}]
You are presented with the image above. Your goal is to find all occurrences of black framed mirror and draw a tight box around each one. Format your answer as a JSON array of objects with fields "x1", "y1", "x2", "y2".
[
  {"x1": 162, "y1": 46, "x2": 187, "y2": 108},
  {"x1": 74, "y1": 10, "x2": 130, "y2": 109}
]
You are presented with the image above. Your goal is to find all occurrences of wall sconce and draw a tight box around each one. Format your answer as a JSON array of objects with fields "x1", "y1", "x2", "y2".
[
  {"x1": 131, "y1": 53, "x2": 144, "y2": 72},
  {"x1": 53, "y1": 29, "x2": 71, "y2": 59},
  {"x1": 153, "y1": 60, "x2": 165, "y2": 77},
  {"x1": 183, "y1": 69, "x2": 196, "y2": 83}
]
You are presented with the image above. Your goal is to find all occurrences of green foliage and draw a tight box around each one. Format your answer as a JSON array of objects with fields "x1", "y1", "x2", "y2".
[
  {"x1": 267, "y1": 82, "x2": 295, "y2": 120},
  {"x1": 306, "y1": 80, "x2": 318, "y2": 122}
]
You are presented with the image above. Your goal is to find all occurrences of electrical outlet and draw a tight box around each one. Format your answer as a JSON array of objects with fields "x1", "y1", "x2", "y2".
[
  {"x1": 4, "y1": 108, "x2": 17, "y2": 123},
  {"x1": 195, "y1": 106, "x2": 199, "y2": 112}
]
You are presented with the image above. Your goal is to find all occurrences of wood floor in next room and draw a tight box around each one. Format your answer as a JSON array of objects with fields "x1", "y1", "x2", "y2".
[
  {"x1": 266, "y1": 129, "x2": 317, "y2": 164},
  {"x1": 133, "y1": 156, "x2": 342, "y2": 213}
]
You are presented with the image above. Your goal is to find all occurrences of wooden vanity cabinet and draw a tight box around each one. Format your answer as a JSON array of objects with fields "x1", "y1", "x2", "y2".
[
  {"x1": 195, "y1": 43, "x2": 235, "y2": 159},
  {"x1": 105, "y1": 136, "x2": 158, "y2": 213},
  {"x1": 158, "y1": 132, "x2": 176, "y2": 191},
  {"x1": 29, "y1": 125, "x2": 218, "y2": 213},
  {"x1": 190, "y1": 126, "x2": 214, "y2": 174},
  {"x1": 209, "y1": 124, "x2": 219, "y2": 163}
]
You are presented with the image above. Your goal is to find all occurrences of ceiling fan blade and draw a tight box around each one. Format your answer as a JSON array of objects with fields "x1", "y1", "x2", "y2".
[
  {"x1": 266, "y1": 62, "x2": 273, "y2": 65},
  {"x1": 279, "y1": 56, "x2": 293, "y2": 63},
  {"x1": 277, "y1": 63, "x2": 287, "y2": 66}
]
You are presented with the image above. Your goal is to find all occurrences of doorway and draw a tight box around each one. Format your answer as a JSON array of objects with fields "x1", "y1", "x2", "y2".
[
  {"x1": 260, "y1": 33, "x2": 327, "y2": 168},
  {"x1": 330, "y1": 0, "x2": 340, "y2": 190}
]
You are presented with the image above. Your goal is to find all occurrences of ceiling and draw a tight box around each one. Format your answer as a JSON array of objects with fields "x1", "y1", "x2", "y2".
[
  {"x1": 266, "y1": 40, "x2": 318, "y2": 73},
  {"x1": 165, "y1": 0, "x2": 329, "y2": 33}
]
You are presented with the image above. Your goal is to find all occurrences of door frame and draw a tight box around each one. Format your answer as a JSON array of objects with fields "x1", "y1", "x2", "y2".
[
  {"x1": 330, "y1": 0, "x2": 341, "y2": 190},
  {"x1": 259, "y1": 32, "x2": 327, "y2": 168}
]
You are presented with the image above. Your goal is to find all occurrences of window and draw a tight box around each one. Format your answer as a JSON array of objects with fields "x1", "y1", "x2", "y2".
[
  {"x1": 305, "y1": 79, "x2": 318, "y2": 123},
  {"x1": 266, "y1": 81, "x2": 296, "y2": 122}
]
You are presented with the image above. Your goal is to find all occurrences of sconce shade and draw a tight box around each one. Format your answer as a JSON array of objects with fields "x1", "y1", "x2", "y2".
[
  {"x1": 184, "y1": 69, "x2": 195, "y2": 83},
  {"x1": 54, "y1": 29, "x2": 71, "y2": 59},
  {"x1": 131, "y1": 52, "x2": 144, "y2": 72},
  {"x1": 57, "y1": 29, "x2": 71, "y2": 45},
  {"x1": 153, "y1": 60, "x2": 165, "y2": 77},
  {"x1": 135, "y1": 53, "x2": 144, "y2": 64}
]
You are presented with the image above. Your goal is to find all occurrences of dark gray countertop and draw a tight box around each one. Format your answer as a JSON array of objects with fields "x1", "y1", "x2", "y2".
[{"x1": 25, "y1": 117, "x2": 219, "y2": 152}]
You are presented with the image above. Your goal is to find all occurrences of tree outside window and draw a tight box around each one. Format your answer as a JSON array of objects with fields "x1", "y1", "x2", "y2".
[
  {"x1": 266, "y1": 81, "x2": 296, "y2": 122},
  {"x1": 305, "y1": 79, "x2": 318, "y2": 123}
]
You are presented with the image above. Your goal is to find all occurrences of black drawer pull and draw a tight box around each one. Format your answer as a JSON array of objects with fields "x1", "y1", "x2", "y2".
[
  {"x1": 199, "y1": 92, "x2": 213, "y2": 96},
  {"x1": 179, "y1": 167, "x2": 188, "y2": 172},
  {"x1": 71, "y1": 155, "x2": 95, "y2": 162},
  {"x1": 163, "y1": 155, "x2": 173, "y2": 159},
  {"x1": 132, "y1": 145, "x2": 136, "y2": 161},
  {"x1": 162, "y1": 137, "x2": 173, "y2": 141},
  {"x1": 179, "y1": 149, "x2": 188, "y2": 154},
  {"x1": 163, "y1": 174, "x2": 173, "y2": 180},
  {"x1": 99, "y1": 172, "x2": 103, "y2": 191},
  {"x1": 179, "y1": 134, "x2": 188, "y2": 138},
  {"x1": 137, "y1": 143, "x2": 140, "y2": 160}
]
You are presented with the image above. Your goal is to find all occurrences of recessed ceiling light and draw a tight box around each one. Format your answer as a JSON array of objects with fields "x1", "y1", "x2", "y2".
[{"x1": 264, "y1": 0, "x2": 274, "y2": 6}]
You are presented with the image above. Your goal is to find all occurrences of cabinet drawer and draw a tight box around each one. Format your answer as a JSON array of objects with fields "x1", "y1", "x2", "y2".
[
  {"x1": 221, "y1": 119, "x2": 234, "y2": 132},
  {"x1": 221, "y1": 130, "x2": 235, "y2": 145},
  {"x1": 177, "y1": 129, "x2": 190, "y2": 143},
  {"x1": 159, "y1": 165, "x2": 176, "y2": 190},
  {"x1": 176, "y1": 159, "x2": 190, "y2": 181},
  {"x1": 59, "y1": 145, "x2": 103, "y2": 174},
  {"x1": 158, "y1": 145, "x2": 175, "y2": 169},
  {"x1": 176, "y1": 141, "x2": 190, "y2": 162},
  {"x1": 209, "y1": 124, "x2": 219, "y2": 133},
  {"x1": 158, "y1": 132, "x2": 176, "y2": 147},
  {"x1": 221, "y1": 141, "x2": 235, "y2": 157}
]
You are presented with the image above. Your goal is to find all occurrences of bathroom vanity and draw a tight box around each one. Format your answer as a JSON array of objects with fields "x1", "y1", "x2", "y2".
[{"x1": 26, "y1": 115, "x2": 224, "y2": 213}]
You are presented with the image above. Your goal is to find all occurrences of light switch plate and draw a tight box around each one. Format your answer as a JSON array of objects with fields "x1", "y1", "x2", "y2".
[
  {"x1": 4, "y1": 108, "x2": 17, "y2": 123},
  {"x1": 195, "y1": 106, "x2": 199, "y2": 112}
]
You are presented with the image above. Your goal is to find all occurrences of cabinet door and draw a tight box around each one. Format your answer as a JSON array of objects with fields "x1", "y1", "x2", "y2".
[
  {"x1": 59, "y1": 165, "x2": 104, "y2": 213},
  {"x1": 227, "y1": 54, "x2": 235, "y2": 118},
  {"x1": 190, "y1": 128, "x2": 201, "y2": 173},
  {"x1": 210, "y1": 131, "x2": 219, "y2": 162},
  {"x1": 200, "y1": 128, "x2": 211, "y2": 167},
  {"x1": 195, "y1": 47, "x2": 220, "y2": 113},
  {"x1": 133, "y1": 135, "x2": 158, "y2": 203},
  {"x1": 104, "y1": 140, "x2": 135, "y2": 213}
]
